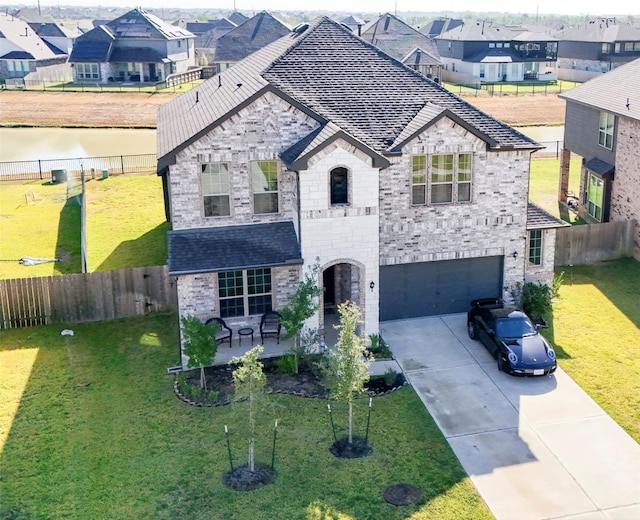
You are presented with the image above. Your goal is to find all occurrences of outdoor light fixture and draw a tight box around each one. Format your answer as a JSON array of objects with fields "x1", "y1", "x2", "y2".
[
  {"x1": 513, "y1": 251, "x2": 519, "y2": 259},
  {"x1": 369, "y1": 281, "x2": 375, "y2": 291}
]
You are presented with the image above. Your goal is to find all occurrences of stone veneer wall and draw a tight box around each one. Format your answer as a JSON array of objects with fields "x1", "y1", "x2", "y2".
[
  {"x1": 168, "y1": 91, "x2": 319, "y2": 231},
  {"x1": 610, "y1": 117, "x2": 640, "y2": 260},
  {"x1": 379, "y1": 117, "x2": 531, "y2": 297},
  {"x1": 300, "y1": 141, "x2": 380, "y2": 336}
]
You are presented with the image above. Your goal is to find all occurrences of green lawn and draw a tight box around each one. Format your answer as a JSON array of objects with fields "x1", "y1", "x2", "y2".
[
  {"x1": 528, "y1": 156, "x2": 582, "y2": 221},
  {"x1": 0, "y1": 174, "x2": 168, "y2": 279},
  {"x1": 545, "y1": 258, "x2": 640, "y2": 443},
  {"x1": 0, "y1": 314, "x2": 491, "y2": 519}
]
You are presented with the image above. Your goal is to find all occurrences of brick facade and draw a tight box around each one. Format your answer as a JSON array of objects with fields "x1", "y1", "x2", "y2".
[{"x1": 610, "y1": 118, "x2": 640, "y2": 260}]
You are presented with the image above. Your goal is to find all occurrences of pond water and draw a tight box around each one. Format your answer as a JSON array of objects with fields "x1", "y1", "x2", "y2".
[
  {"x1": 0, "y1": 126, "x2": 563, "y2": 164},
  {"x1": 0, "y1": 127, "x2": 156, "y2": 162}
]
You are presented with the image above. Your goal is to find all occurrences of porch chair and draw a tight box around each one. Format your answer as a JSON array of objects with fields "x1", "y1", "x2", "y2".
[
  {"x1": 205, "y1": 317, "x2": 233, "y2": 348},
  {"x1": 260, "y1": 311, "x2": 282, "y2": 344}
]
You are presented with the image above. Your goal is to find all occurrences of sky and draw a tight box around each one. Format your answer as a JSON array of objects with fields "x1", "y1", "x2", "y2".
[{"x1": 33, "y1": 1, "x2": 640, "y2": 16}]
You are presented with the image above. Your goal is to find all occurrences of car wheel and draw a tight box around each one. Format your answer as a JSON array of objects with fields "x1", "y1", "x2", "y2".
[{"x1": 467, "y1": 321, "x2": 477, "y2": 339}]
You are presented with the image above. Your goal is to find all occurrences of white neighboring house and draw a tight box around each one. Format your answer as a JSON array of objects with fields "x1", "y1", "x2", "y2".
[{"x1": 0, "y1": 11, "x2": 70, "y2": 84}]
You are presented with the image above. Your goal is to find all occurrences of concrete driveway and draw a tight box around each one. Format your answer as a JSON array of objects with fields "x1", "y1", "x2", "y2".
[{"x1": 381, "y1": 314, "x2": 640, "y2": 520}]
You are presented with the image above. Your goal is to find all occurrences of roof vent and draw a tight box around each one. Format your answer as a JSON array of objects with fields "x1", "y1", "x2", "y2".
[{"x1": 293, "y1": 23, "x2": 309, "y2": 34}]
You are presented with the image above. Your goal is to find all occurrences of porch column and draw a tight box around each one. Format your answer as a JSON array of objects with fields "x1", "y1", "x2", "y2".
[
  {"x1": 138, "y1": 63, "x2": 143, "y2": 83},
  {"x1": 558, "y1": 148, "x2": 571, "y2": 203}
]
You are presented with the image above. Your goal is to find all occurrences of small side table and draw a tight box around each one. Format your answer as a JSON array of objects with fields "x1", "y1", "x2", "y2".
[{"x1": 237, "y1": 327, "x2": 254, "y2": 347}]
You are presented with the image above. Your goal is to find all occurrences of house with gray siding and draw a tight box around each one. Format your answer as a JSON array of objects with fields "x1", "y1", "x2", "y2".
[
  {"x1": 559, "y1": 58, "x2": 640, "y2": 260},
  {"x1": 69, "y1": 8, "x2": 195, "y2": 83},
  {"x1": 156, "y1": 17, "x2": 566, "y2": 364},
  {"x1": 436, "y1": 21, "x2": 558, "y2": 83}
]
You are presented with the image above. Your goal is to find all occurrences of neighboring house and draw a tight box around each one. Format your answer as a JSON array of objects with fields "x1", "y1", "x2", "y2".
[
  {"x1": 212, "y1": 11, "x2": 290, "y2": 74},
  {"x1": 156, "y1": 17, "x2": 561, "y2": 363},
  {"x1": 0, "y1": 11, "x2": 69, "y2": 83},
  {"x1": 556, "y1": 18, "x2": 640, "y2": 75},
  {"x1": 228, "y1": 11, "x2": 249, "y2": 26},
  {"x1": 559, "y1": 58, "x2": 640, "y2": 260},
  {"x1": 184, "y1": 18, "x2": 237, "y2": 66},
  {"x1": 28, "y1": 21, "x2": 79, "y2": 55},
  {"x1": 436, "y1": 21, "x2": 558, "y2": 83},
  {"x1": 69, "y1": 8, "x2": 195, "y2": 83},
  {"x1": 360, "y1": 13, "x2": 442, "y2": 81},
  {"x1": 419, "y1": 17, "x2": 463, "y2": 37}
]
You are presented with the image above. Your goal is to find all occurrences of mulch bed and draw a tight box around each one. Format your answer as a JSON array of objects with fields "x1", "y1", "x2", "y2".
[
  {"x1": 383, "y1": 483, "x2": 422, "y2": 506},
  {"x1": 222, "y1": 463, "x2": 276, "y2": 491},
  {"x1": 329, "y1": 435, "x2": 373, "y2": 458},
  {"x1": 174, "y1": 356, "x2": 406, "y2": 406}
]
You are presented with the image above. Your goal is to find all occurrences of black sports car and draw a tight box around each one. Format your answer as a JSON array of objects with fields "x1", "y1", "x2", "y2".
[{"x1": 467, "y1": 298, "x2": 557, "y2": 376}]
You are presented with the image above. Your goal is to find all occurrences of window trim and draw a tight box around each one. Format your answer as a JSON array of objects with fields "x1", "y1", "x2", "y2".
[
  {"x1": 598, "y1": 111, "x2": 615, "y2": 150},
  {"x1": 201, "y1": 162, "x2": 230, "y2": 218},
  {"x1": 586, "y1": 172, "x2": 604, "y2": 222},
  {"x1": 330, "y1": 166, "x2": 349, "y2": 205},
  {"x1": 528, "y1": 229, "x2": 543, "y2": 266},
  {"x1": 411, "y1": 153, "x2": 473, "y2": 206},
  {"x1": 218, "y1": 268, "x2": 273, "y2": 318},
  {"x1": 251, "y1": 160, "x2": 279, "y2": 215}
]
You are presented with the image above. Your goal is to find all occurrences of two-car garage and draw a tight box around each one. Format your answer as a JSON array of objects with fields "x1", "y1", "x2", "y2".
[{"x1": 379, "y1": 256, "x2": 504, "y2": 320}]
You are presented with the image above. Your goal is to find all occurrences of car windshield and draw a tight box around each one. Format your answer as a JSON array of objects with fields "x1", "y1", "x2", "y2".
[{"x1": 495, "y1": 317, "x2": 537, "y2": 338}]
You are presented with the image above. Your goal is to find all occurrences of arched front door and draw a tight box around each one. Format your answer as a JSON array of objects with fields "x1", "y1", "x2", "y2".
[{"x1": 321, "y1": 261, "x2": 362, "y2": 345}]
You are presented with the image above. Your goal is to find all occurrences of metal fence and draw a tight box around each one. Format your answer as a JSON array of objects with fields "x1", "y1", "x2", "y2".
[{"x1": 0, "y1": 153, "x2": 156, "y2": 182}]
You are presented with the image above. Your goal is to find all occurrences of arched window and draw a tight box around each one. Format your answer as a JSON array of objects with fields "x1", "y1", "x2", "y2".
[{"x1": 330, "y1": 167, "x2": 348, "y2": 205}]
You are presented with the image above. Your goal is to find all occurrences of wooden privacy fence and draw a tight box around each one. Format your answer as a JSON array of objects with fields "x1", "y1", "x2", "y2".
[
  {"x1": 555, "y1": 220, "x2": 637, "y2": 266},
  {"x1": 0, "y1": 265, "x2": 177, "y2": 329}
]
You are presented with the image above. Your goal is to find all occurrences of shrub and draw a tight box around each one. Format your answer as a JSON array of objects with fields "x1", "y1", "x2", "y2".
[{"x1": 521, "y1": 282, "x2": 552, "y2": 321}]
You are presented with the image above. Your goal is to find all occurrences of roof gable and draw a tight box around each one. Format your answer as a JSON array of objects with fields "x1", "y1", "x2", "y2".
[
  {"x1": 0, "y1": 12, "x2": 61, "y2": 60},
  {"x1": 106, "y1": 8, "x2": 193, "y2": 41},
  {"x1": 158, "y1": 17, "x2": 539, "y2": 169},
  {"x1": 214, "y1": 11, "x2": 290, "y2": 63},
  {"x1": 360, "y1": 13, "x2": 440, "y2": 64}
]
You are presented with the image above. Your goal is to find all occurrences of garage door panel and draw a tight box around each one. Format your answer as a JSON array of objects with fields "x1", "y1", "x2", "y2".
[{"x1": 380, "y1": 256, "x2": 503, "y2": 320}]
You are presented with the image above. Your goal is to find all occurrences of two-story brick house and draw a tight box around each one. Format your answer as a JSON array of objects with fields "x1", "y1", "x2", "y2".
[
  {"x1": 559, "y1": 58, "x2": 640, "y2": 260},
  {"x1": 157, "y1": 17, "x2": 563, "y2": 360}
]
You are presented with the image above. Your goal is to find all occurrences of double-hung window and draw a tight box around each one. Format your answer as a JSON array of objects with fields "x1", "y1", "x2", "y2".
[
  {"x1": 528, "y1": 229, "x2": 543, "y2": 266},
  {"x1": 412, "y1": 153, "x2": 472, "y2": 205},
  {"x1": 218, "y1": 268, "x2": 272, "y2": 318},
  {"x1": 598, "y1": 111, "x2": 614, "y2": 149},
  {"x1": 251, "y1": 160, "x2": 278, "y2": 214},
  {"x1": 201, "y1": 162, "x2": 230, "y2": 217},
  {"x1": 411, "y1": 156, "x2": 427, "y2": 204},
  {"x1": 431, "y1": 154, "x2": 454, "y2": 203}
]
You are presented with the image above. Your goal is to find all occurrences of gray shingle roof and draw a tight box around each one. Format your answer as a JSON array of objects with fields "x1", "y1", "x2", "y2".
[
  {"x1": 69, "y1": 25, "x2": 114, "y2": 62},
  {"x1": 526, "y1": 202, "x2": 571, "y2": 229},
  {"x1": 214, "y1": 11, "x2": 290, "y2": 63},
  {"x1": 559, "y1": 58, "x2": 640, "y2": 122},
  {"x1": 106, "y1": 8, "x2": 193, "y2": 41},
  {"x1": 167, "y1": 221, "x2": 302, "y2": 275},
  {"x1": 558, "y1": 19, "x2": 640, "y2": 43},
  {"x1": 360, "y1": 13, "x2": 441, "y2": 66},
  {"x1": 584, "y1": 158, "x2": 615, "y2": 177},
  {"x1": 158, "y1": 17, "x2": 539, "y2": 169}
]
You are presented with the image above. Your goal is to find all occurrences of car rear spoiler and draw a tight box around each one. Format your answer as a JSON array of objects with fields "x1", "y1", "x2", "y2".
[{"x1": 470, "y1": 298, "x2": 504, "y2": 309}]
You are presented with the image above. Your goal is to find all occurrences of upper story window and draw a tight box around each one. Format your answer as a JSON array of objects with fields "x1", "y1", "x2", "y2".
[
  {"x1": 598, "y1": 111, "x2": 615, "y2": 149},
  {"x1": 330, "y1": 167, "x2": 349, "y2": 205},
  {"x1": 624, "y1": 42, "x2": 634, "y2": 51},
  {"x1": 635, "y1": 42, "x2": 640, "y2": 51},
  {"x1": 602, "y1": 43, "x2": 611, "y2": 54},
  {"x1": 201, "y1": 162, "x2": 230, "y2": 217},
  {"x1": 614, "y1": 43, "x2": 621, "y2": 53},
  {"x1": 528, "y1": 229, "x2": 543, "y2": 266},
  {"x1": 504, "y1": 42, "x2": 510, "y2": 48},
  {"x1": 251, "y1": 160, "x2": 279, "y2": 214},
  {"x1": 412, "y1": 153, "x2": 473, "y2": 205},
  {"x1": 218, "y1": 268, "x2": 272, "y2": 318},
  {"x1": 489, "y1": 43, "x2": 495, "y2": 48}
]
